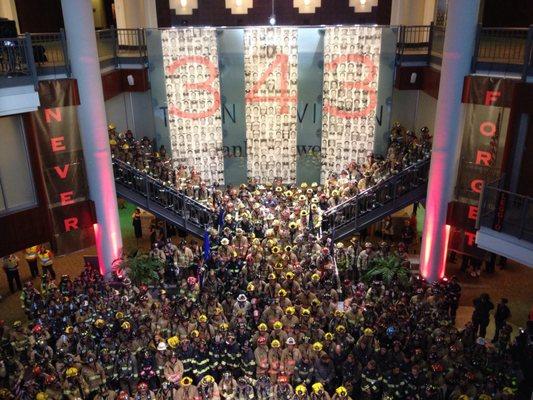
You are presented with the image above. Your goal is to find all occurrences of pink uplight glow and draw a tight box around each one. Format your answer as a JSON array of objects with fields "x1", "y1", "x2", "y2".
[
  {"x1": 93, "y1": 223, "x2": 105, "y2": 276},
  {"x1": 441, "y1": 224, "x2": 451, "y2": 279}
]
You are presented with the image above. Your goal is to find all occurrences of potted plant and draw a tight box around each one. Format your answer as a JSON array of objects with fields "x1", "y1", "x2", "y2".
[
  {"x1": 116, "y1": 253, "x2": 165, "y2": 286},
  {"x1": 362, "y1": 255, "x2": 410, "y2": 286}
]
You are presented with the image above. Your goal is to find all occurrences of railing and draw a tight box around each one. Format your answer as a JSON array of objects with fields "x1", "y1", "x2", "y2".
[
  {"x1": 28, "y1": 31, "x2": 70, "y2": 76},
  {"x1": 477, "y1": 180, "x2": 533, "y2": 243},
  {"x1": 95, "y1": 29, "x2": 117, "y2": 64},
  {"x1": 475, "y1": 27, "x2": 529, "y2": 65},
  {"x1": 117, "y1": 28, "x2": 147, "y2": 60},
  {"x1": 0, "y1": 36, "x2": 35, "y2": 81},
  {"x1": 112, "y1": 158, "x2": 216, "y2": 232},
  {"x1": 2, "y1": 25, "x2": 532, "y2": 87},
  {"x1": 430, "y1": 25, "x2": 445, "y2": 58},
  {"x1": 397, "y1": 24, "x2": 533, "y2": 80},
  {"x1": 396, "y1": 24, "x2": 432, "y2": 58},
  {"x1": 323, "y1": 158, "x2": 431, "y2": 236},
  {"x1": 0, "y1": 27, "x2": 149, "y2": 86}
]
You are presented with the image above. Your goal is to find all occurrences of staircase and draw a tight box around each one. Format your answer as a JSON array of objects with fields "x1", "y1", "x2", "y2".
[
  {"x1": 112, "y1": 157, "x2": 430, "y2": 241},
  {"x1": 112, "y1": 159, "x2": 217, "y2": 238},
  {"x1": 324, "y1": 158, "x2": 430, "y2": 241}
]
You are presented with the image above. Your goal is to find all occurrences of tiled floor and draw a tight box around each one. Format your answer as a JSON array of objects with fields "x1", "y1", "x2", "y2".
[{"x1": 449, "y1": 258, "x2": 533, "y2": 337}]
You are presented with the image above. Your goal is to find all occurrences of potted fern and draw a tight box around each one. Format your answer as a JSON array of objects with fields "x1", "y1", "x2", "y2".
[
  {"x1": 118, "y1": 253, "x2": 165, "y2": 286},
  {"x1": 363, "y1": 255, "x2": 410, "y2": 287}
]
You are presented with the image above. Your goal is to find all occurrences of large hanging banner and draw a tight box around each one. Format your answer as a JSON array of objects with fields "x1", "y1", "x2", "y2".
[
  {"x1": 244, "y1": 27, "x2": 299, "y2": 183},
  {"x1": 447, "y1": 76, "x2": 513, "y2": 257},
  {"x1": 27, "y1": 79, "x2": 96, "y2": 254},
  {"x1": 320, "y1": 26, "x2": 382, "y2": 182},
  {"x1": 161, "y1": 28, "x2": 225, "y2": 184}
]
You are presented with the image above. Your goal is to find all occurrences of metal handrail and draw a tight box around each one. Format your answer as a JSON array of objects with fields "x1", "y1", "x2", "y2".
[
  {"x1": 323, "y1": 157, "x2": 431, "y2": 233},
  {"x1": 477, "y1": 182, "x2": 533, "y2": 242},
  {"x1": 27, "y1": 32, "x2": 70, "y2": 76},
  {"x1": 395, "y1": 24, "x2": 533, "y2": 79},
  {"x1": 0, "y1": 36, "x2": 37, "y2": 85},
  {"x1": 325, "y1": 157, "x2": 430, "y2": 216},
  {"x1": 112, "y1": 158, "x2": 216, "y2": 230},
  {"x1": 2, "y1": 25, "x2": 532, "y2": 87}
]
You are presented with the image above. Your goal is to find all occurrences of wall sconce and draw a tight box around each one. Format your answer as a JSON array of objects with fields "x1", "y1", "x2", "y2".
[
  {"x1": 169, "y1": 0, "x2": 199, "y2": 15},
  {"x1": 225, "y1": 0, "x2": 254, "y2": 14},
  {"x1": 349, "y1": 0, "x2": 378, "y2": 13},
  {"x1": 293, "y1": 0, "x2": 321, "y2": 14}
]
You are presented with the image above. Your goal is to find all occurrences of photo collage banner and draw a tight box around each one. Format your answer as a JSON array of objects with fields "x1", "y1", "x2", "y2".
[
  {"x1": 161, "y1": 28, "x2": 225, "y2": 184},
  {"x1": 320, "y1": 26, "x2": 382, "y2": 181},
  {"x1": 244, "y1": 27, "x2": 299, "y2": 183},
  {"x1": 153, "y1": 26, "x2": 391, "y2": 184}
]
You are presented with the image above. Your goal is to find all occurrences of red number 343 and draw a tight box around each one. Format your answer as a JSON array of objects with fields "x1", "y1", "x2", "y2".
[{"x1": 166, "y1": 53, "x2": 377, "y2": 119}]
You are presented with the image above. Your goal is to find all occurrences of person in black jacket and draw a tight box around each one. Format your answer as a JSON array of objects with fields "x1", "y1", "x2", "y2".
[
  {"x1": 472, "y1": 293, "x2": 494, "y2": 338},
  {"x1": 493, "y1": 298, "x2": 511, "y2": 341}
]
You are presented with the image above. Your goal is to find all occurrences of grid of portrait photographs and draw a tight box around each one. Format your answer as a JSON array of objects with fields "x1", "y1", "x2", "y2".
[
  {"x1": 161, "y1": 28, "x2": 225, "y2": 184},
  {"x1": 320, "y1": 27, "x2": 382, "y2": 182},
  {"x1": 244, "y1": 27, "x2": 298, "y2": 183}
]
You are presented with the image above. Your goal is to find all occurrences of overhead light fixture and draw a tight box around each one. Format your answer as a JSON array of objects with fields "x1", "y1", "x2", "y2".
[
  {"x1": 349, "y1": 0, "x2": 377, "y2": 13},
  {"x1": 170, "y1": 0, "x2": 198, "y2": 14},
  {"x1": 269, "y1": 0, "x2": 276, "y2": 25},
  {"x1": 294, "y1": 0, "x2": 321, "y2": 14},
  {"x1": 225, "y1": 0, "x2": 252, "y2": 14}
]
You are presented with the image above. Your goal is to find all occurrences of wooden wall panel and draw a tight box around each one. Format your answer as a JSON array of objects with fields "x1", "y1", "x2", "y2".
[
  {"x1": 120, "y1": 69, "x2": 150, "y2": 93},
  {"x1": 421, "y1": 67, "x2": 440, "y2": 99},
  {"x1": 102, "y1": 70, "x2": 123, "y2": 101},
  {"x1": 394, "y1": 66, "x2": 425, "y2": 90},
  {"x1": 102, "y1": 68, "x2": 150, "y2": 101},
  {"x1": 394, "y1": 65, "x2": 440, "y2": 99}
]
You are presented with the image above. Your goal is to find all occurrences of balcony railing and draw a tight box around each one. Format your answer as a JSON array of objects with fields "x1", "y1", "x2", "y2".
[
  {"x1": 323, "y1": 157, "x2": 431, "y2": 239},
  {"x1": 0, "y1": 24, "x2": 531, "y2": 88},
  {"x1": 0, "y1": 27, "x2": 148, "y2": 88},
  {"x1": 396, "y1": 24, "x2": 433, "y2": 58},
  {"x1": 477, "y1": 180, "x2": 533, "y2": 243},
  {"x1": 0, "y1": 37, "x2": 29, "y2": 76},
  {"x1": 28, "y1": 31, "x2": 70, "y2": 77},
  {"x1": 117, "y1": 28, "x2": 147, "y2": 59},
  {"x1": 397, "y1": 24, "x2": 533, "y2": 80},
  {"x1": 112, "y1": 158, "x2": 217, "y2": 233}
]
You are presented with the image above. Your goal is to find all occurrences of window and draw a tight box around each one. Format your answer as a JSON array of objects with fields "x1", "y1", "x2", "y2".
[{"x1": 0, "y1": 115, "x2": 37, "y2": 214}]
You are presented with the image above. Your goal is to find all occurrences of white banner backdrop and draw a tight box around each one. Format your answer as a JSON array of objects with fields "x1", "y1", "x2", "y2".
[
  {"x1": 244, "y1": 27, "x2": 299, "y2": 183},
  {"x1": 320, "y1": 27, "x2": 382, "y2": 182},
  {"x1": 161, "y1": 28, "x2": 225, "y2": 184}
]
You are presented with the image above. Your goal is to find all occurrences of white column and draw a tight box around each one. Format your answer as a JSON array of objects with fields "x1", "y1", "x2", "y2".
[
  {"x1": 115, "y1": 0, "x2": 147, "y2": 28},
  {"x1": 61, "y1": 0, "x2": 123, "y2": 275},
  {"x1": 419, "y1": 0, "x2": 480, "y2": 281},
  {"x1": 389, "y1": 0, "x2": 405, "y2": 25},
  {"x1": 0, "y1": 0, "x2": 20, "y2": 33},
  {"x1": 390, "y1": 0, "x2": 426, "y2": 25},
  {"x1": 143, "y1": 0, "x2": 159, "y2": 28},
  {"x1": 422, "y1": 0, "x2": 436, "y2": 25},
  {"x1": 113, "y1": 0, "x2": 128, "y2": 29}
]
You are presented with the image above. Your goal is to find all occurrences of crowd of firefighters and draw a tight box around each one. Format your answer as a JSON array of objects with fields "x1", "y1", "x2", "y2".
[
  {"x1": 0, "y1": 124, "x2": 529, "y2": 400},
  {"x1": 108, "y1": 123, "x2": 432, "y2": 208}
]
